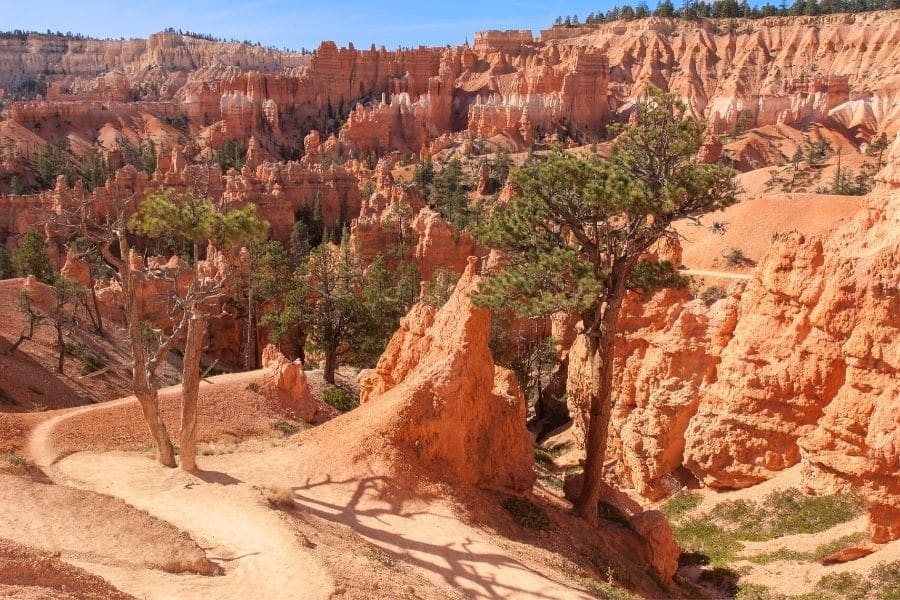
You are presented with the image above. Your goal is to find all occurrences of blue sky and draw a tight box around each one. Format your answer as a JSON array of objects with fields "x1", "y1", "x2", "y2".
[{"x1": 5, "y1": 1, "x2": 624, "y2": 50}]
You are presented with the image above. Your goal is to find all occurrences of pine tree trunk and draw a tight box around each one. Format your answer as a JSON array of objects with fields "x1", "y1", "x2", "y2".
[
  {"x1": 133, "y1": 377, "x2": 177, "y2": 468},
  {"x1": 88, "y1": 270, "x2": 104, "y2": 336},
  {"x1": 324, "y1": 349, "x2": 336, "y2": 385},
  {"x1": 55, "y1": 322, "x2": 65, "y2": 373},
  {"x1": 576, "y1": 265, "x2": 629, "y2": 526},
  {"x1": 179, "y1": 313, "x2": 206, "y2": 472},
  {"x1": 575, "y1": 332, "x2": 616, "y2": 526},
  {"x1": 7, "y1": 319, "x2": 35, "y2": 354},
  {"x1": 120, "y1": 247, "x2": 176, "y2": 468},
  {"x1": 243, "y1": 292, "x2": 257, "y2": 370}
]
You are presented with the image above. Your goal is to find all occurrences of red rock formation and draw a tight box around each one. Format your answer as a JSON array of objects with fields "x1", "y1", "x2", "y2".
[
  {"x1": 349, "y1": 175, "x2": 476, "y2": 280},
  {"x1": 358, "y1": 257, "x2": 535, "y2": 490},
  {"x1": 260, "y1": 344, "x2": 326, "y2": 423},
  {"x1": 566, "y1": 183, "x2": 898, "y2": 540},
  {"x1": 4, "y1": 12, "x2": 899, "y2": 166}
]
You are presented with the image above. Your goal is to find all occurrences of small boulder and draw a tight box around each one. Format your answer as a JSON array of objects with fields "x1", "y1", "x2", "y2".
[
  {"x1": 820, "y1": 544, "x2": 875, "y2": 565},
  {"x1": 628, "y1": 510, "x2": 680, "y2": 582}
]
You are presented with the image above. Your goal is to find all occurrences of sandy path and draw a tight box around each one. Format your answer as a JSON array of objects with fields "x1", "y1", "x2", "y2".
[
  {"x1": 216, "y1": 451, "x2": 594, "y2": 600},
  {"x1": 26, "y1": 395, "x2": 334, "y2": 600},
  {"x1": 27, "y1": 396, "x2": 134, "y2": 467},
  {"x1": 680, "y1": 268, "x2": 752, "y2": 280},
  {"x1": 25, "y1": 392, "x2": 591, "y2": 599}
]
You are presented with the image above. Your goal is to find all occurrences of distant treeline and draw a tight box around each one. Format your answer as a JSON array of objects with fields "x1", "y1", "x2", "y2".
[
  {"x1": 0, "y1": 29, "x2": 97, "y2": 40},
  {"x1": 554, "y1": 0, "x2": 898, "y2": 24},
  {"x1": 0, "y1": 28, "x2": 313, "y2": 55},
  {"x1": 160, "y1": 28, "x2": 314, "y2": 54}
]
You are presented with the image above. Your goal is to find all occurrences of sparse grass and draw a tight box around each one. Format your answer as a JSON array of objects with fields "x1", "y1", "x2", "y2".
[
  {"x1": 745, "y1": 547, "x2": 811, "y2": 564},
  {"x1": 503, "y1": 497, "x2": 551, "y2": 530},
  {"x1": 673, "y1": 519, "x2": 745, "y2": 566},
  {"x1": 816, "y1": 571, "x2": 869, "y2": 599},
  {"x1": 871, "y1": 561, "x2": 900, "y2": 599},
  {"x1": 271, "y1": 420, "x2": 301, "y2": 437},
  {"x1": 534, "y1": 447, "x2": 556, "y2": 469},
  {"x1": 67, "y1": 341, "x2": 105, "y2": 375},
  {"x1": 565, "y1": 464, "x2": 583, "y2": 475},
  {"x1": 29, "y1": 402, "x2": 49, "y2": 412},
  {"x1": 563, "y1": 571, "x2": 639, "y2": 600},
  {"x1": 322, "y1": 386, "x2": 358, "y2": 412},
  {"x1": 812, "y1": 531, "x2": 868, "y2": 561},
  {"x1": 198, "y1": 434, "x2": 240, "y2": 456},
  {"x1": 538, "y1": 475, "x2": 564, "y2": 491},
  {"x1": 708, "y1": 488, "x2": 863, "y2": 539},
  {"x1": 670, "y1": 488, "x2": 862, "y2": 568},
  {"x1": 698, "y1": 567, "x2": 740, "y2": 596},
  {"x1": 364, "y1": 545, "x2": 400, "y2": 569},
  {"x1": 0, "y1": 452, "x2": 27, "y2": 467},
  {"x1": 245, "y1": 382, "x2": 260, "y2": 394},
  {"x1": 733, "y1": 582, "x2": 821, "y2": 600},
  {"x1": 758, "y1": 488, "x2": 863, "y2": 537},
  {"x1": 261, "y1": 486, "x2": 295, "y2": 510},
  {"x1": 660, "y1": 491, "x2": 702, "y2": 521}
]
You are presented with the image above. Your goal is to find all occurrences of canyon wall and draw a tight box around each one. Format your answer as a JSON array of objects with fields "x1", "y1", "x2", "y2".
[{"x1": 3, "y1": 12, "x2": 898, "y2": 166}]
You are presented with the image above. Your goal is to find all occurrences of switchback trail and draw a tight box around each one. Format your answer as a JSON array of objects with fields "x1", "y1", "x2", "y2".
[{"x1": 24, "y1": 387, "x2": 334, "y2": 600}]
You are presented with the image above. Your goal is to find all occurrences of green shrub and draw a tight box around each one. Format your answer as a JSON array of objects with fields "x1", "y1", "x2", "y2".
[
  {"x1": 661, "y1": 491, "x2": 702, "y2": 521},
  {"x1": 322, "y1": 386, "x2": 358, "y2": 412},
  {"x1": 672, "y1": 488, "x2": 863, "y2": 568},
  {"x1": 723, "y1": 247, "x2": 751, "y2": 268},
  {"x1": 701, "y1": 285, "x2": 727, "y2": 306},
  {"x1": 271, "y1": 420, "x2": 301, "y2": 436},
  {"x1": 0, "y1": 452, "x2": 27, "y2": 467},
  {"x1": 364, "y1": 545, "x2": 399, "y2": 569},
  {"x1": 67, "y1": 341, "x2": 105, "y2": 375},
  {"x1": 534, "y1": 447, "x2": 556, "y2": 470},
  {"x1": 12, "y1": 229, "x2": 52, "y2": 282},
  {"x1": 564, "y1": 571, "x2": 639, "y2": 600},
  {"x1": 503, "y1": 497, "x2": 551, "y2": 530},
  {"x1": 0, "y1": 246, "x2": 11, "y2": 279},
  {"x1": 422, "y1": 268, "x2": 460, "y2": 308},
  {"x1": 262, "y1": 486, "x2": 295, "y2": 510}
]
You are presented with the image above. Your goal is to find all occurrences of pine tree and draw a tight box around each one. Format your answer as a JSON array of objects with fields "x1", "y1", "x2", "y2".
[
  {"x1": 0, "y1": 246, "x2": 11, "y2": 279},
  {"x1": 474, "y1": 85, "x2": 737, "y2": 525},
  {"x1": 13, "y1": 229, "x2": 53, "y2": 282},
  {"x1": 413, "y1": 155, "x2": 435, "y2": 189},
  {"x1": 430, "y1": 159, "x2": 469, "y2": 232},
  {"x1": 129, "y1": 190, "x2": 268, "y2": 470}
]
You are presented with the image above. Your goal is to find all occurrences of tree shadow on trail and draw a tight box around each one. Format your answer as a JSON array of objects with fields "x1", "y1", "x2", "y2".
[
  {"x1": 192, "y1": 470, "x2": 242, "y2": 485},
  {"x1": 289, "y1": 473, "x2": 585, "y2": 600}
]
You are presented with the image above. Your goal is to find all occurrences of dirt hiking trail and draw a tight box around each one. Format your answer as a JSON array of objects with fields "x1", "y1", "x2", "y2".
[
  {"x1": 25, "y1": 392, "x2": 334, "y2": 600},
  {"x1": 24, "y1": 389, "x2": 591, "y2": 599}
]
